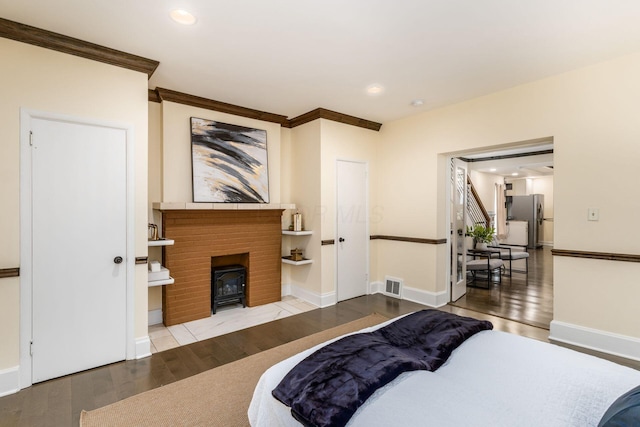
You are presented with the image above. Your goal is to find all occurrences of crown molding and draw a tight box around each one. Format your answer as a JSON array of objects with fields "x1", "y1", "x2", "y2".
[
  {"x1": 155, "y1": 87, "x2": 290, "y2": 126},
  {"x1": 148, "y1": 89, "x2": 161, "y2": 103},
  {"x1": 287, "y1": 108, "x2": 382, "y2": 131},
  {"x1": 0, "y1": 18, "x2": 159, "y2": 78},
  {"x1": 151, "y1": 88, "x2": 382, "y2": 131}
]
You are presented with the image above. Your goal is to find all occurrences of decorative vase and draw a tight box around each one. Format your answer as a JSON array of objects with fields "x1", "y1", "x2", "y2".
[{"x1": 476, "y1": 242, "x2": 488, "y2": 250}]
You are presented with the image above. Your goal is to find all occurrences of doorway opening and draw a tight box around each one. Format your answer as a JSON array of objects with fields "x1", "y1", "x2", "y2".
[{"x1": 445, "y1": 139, "x2": 554, "y2": 329}]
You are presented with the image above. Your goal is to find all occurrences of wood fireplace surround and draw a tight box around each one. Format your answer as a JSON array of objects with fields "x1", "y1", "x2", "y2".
[{"x1": 161, "y1": 209, "x2": 283, "y2": 326}]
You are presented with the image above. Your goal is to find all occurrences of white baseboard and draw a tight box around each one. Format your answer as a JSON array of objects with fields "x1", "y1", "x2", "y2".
[
  {"x1": 148, "y1": 308, "x2": 163, "y2": 326},
  {"x1": 285, "y1": 282, "x2": 447, "y2": 309},
  {"x1": 550, "y1": 320, "x2": 640, "y2": 362},
  {"x1": 369, "y1": 281, "x2": 384, "y2": 295},
  {"x1": 283, "y1": 283, "x2": 335, "y2": 308},
  {"x1": 281, "y1": 283, "x2": 292, "y2": 297},
  {"x1": 0, "y1": 366, "x2": 20, "y2": 397},
  {"x1": 370, "y1": 281, "x2": 447, "y2": 307},
  {"x1": 135, "y1": 336, "x2": 152, "y2": 359},
  {"x1": 401, "y1": 286, "x2": 449, "y2": 308}
]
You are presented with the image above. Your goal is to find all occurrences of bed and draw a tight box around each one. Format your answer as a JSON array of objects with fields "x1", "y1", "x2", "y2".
[{"x1": 249, "y1": 310, "x2": 640, "y2": 427}]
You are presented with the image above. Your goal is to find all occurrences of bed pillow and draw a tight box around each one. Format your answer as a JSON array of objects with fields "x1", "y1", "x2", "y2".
[{"x1": 598, "y1": 385, "x2": 640, "y2": 426}]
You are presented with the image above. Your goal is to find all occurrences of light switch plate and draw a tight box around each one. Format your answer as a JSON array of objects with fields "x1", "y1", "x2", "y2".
[{"x1": 588, "y1": 208, "x2": 599, "y2": 221}]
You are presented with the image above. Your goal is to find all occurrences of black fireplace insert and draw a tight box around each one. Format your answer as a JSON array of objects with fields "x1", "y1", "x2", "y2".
[{"x1": 211, "y1": 264, "x2": 246, "y2": 314}]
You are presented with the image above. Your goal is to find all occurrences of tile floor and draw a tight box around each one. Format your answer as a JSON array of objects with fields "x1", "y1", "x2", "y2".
[{"x1": 148, "y1": 296, "x2": 317, "y2": 353}]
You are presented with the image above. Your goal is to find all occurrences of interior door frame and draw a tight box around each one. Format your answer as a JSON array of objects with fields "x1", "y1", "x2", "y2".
[
  {"x1": 335, "y1": 158, "x2": 370, "y2": 303},
  {"x1": 19, "y1": 108, "x2": 136, "y2": 389}
]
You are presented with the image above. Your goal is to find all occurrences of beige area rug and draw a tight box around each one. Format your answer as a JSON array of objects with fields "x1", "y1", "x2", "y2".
[{"x1": 80, "y1": 313, "x2": 388, "y2": 427}]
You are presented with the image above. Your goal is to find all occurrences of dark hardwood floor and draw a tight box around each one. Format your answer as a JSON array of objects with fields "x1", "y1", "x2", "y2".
[
  {"x1": 451, "y1": 246, "x2": 554, "y2": 329},
  {"x1": 1, "y1": 251, "x2": 637, "y2": 426}
]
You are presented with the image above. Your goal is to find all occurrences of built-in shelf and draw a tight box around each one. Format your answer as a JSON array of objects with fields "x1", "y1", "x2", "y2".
[
  {"x1": 148, "y1": 277, "x2": 174, "y2": 287},
  {"x1": 282, "y1": 230, "x2": 313, "y2": 265},
  {"x1": 281, "y1": 257, "x2": 313, "y2": 266},
  {"x1": 148, "y1": 239, "x2": 174, "y2": 247},
  {"x1": 282, "y1": 230, "x2": 313, "y2": 236},
  {"x1": 148, "y1": 239, "x2": 175, "y2": 287}
]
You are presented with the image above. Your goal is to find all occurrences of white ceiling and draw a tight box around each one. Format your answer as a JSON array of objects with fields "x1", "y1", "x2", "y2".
[{"x1": 2, "y1": 1, "x2": 640, "y2": 124}]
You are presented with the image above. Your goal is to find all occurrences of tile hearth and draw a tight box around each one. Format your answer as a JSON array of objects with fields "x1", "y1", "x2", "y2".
[{"x1": 148, "y1": 296, "x2": 316, "y2": 353}]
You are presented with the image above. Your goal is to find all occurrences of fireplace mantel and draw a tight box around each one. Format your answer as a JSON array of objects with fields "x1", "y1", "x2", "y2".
[{"x1": 152, "y1": 202, "x2": 295, "y2": 211}]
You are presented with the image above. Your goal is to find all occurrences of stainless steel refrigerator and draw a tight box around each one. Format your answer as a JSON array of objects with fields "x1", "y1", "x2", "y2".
[{"x1": 508, "y1": 194, "x2": 544, "y2": 249}]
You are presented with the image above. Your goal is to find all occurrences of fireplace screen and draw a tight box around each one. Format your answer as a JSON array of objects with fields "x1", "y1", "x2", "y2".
[{"x1": 211, "y1": 264, "x2": 246, "y2": 314}]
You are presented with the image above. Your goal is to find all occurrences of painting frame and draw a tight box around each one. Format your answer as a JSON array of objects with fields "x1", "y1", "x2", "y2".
[{"x1": 190, "y1": 117, "x2": 270, "y2": 203}]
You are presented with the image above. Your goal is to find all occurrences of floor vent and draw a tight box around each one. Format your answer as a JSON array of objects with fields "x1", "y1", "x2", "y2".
[{"x1": 383, "y1": 276, "x2": 403, "y2": 298}]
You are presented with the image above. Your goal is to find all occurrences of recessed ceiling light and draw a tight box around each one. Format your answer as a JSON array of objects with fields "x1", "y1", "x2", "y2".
[
  {"x1": 489, "y1": 168, "x2": 497, "y2": 172},
  {"x1": 170, "y1": 9, "x2": 197, "y2": 25},
  {"x1": 511, "y1": 172, "x2": 519, "y2": 176},
  {"x1": 410, "y1": 99, "x2": 424, "y2": 107},
  {"x1": 366, "y1": 84, "x2": 384, "y2": 95}
]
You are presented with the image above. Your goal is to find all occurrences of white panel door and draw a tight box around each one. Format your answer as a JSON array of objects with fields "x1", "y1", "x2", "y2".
[
  {"x1": 31, "y1": 117, "x2": 127, "y2": 383},
  {"x1": 336, "y1": 160, "x2": 368, "y2": 302}
]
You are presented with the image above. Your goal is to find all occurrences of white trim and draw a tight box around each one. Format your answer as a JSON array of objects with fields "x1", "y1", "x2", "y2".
[
  {"x1": 369, "y1": 281, "x2": 384, "y2": 295},
  {"x1": 0, "y1": 366, "x2": 20, "y2": 397},
  {"x1": 396, "y1": 285, "x2": 449, "y2": 308},
  {"x1": 148, "y1": 309, "x2": 163, "y2": 326},
  {"x1": 19, "y1": 108, "x2": 136, "y2": 389},
  {"x1": 19, "y1": 109, "x2": 33, "y2": 390},
  {"x1": 370, "y1": 282, "x2": 450, "y2": 308},
  {"x1": 550, "y1": 320, "x2": 640, "y2": 362},
  {"x1": 444, "y1": 156, "x2": 453, "y2": 303},
  {"x1": 281, "y1": 283, "x2": 292, "y2": 297},
  {"x1": 135, "y1": 336, "x2": 152, "y2": 359},
  {"x1": 285, "y1": 281, "x2": 448, "y2": 309},
  {"x1": 125, "y1": 119, "x2": 136, "y2": 362},
  {"x1": 284, "y1": 283, "x2": 335, "y2": 308}
]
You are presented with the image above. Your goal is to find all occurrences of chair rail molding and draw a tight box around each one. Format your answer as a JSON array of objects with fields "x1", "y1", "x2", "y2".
[
  {"x1": 0, "y1": 268, "x2": 20, "y2": 278},
  {"x1": 551, "y1": 249, "x2": 640, "y2": 263}
]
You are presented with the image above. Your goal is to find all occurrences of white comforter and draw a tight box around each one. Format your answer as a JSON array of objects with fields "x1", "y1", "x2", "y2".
[{"x1": 248, "y1": 317, "x2": 640, "y2": 426}]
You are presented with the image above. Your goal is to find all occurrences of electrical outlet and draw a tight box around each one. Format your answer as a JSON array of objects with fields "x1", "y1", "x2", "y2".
[{"x1": 588, "y1": 208, "x2": 599, "y2": 221}]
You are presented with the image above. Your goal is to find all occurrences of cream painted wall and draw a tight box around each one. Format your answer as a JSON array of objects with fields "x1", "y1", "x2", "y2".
[
  {"x1": 287, "y1": 121, "x2": 322, "y2": 295},
  {"x1": 469, "y1": 170, "x2": 503, "y2": 216},
  {"x1": 284, "y1": 119, "x2": 379, "y2": 301},
  {"x1": 280, "y1": 128, "x2": 293, "y2": 289},
  {"x1": 377, "y1": 52, "x2": 640, "y2": 340},
  {"x1": 148, "y1": 102, "x2": 163, "y2": 312},
  {"x1": 160, "y1": 102, "x2": 281, "y2": 203},
  {"x1": 0, "y1": 38, "x2": 149, "y2": 372}
]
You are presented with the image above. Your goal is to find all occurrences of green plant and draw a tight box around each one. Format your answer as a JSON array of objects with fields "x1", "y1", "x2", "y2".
[{"x1": 465, "y1": 224, "x2": 495, "y2": 243}]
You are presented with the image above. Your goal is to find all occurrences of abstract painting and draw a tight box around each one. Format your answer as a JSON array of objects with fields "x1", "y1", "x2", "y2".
[{"x1": 191, "y1": 117, "x2": 270, "y2": 203}]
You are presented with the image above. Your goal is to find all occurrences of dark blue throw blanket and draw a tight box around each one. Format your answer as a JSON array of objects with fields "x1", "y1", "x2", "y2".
[{"x1": 272, "y1": 310, "x2": 493, "y2": 427}]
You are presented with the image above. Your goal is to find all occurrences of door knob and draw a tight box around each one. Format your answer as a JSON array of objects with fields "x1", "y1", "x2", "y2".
[
  {"x1": 339, "y1": 237, "x2": 345, "y2": 243},
  {"x1": 113, "y1": 256, "x2": 123, "y2": 264}
]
